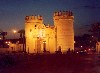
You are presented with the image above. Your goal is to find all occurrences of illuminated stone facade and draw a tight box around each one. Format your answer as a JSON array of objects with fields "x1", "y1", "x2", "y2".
[
  {"x1": 96, "y1": 42, "x2": 100, "y2": 53},
  {"x1": 25, "y1": 11, "x2": 74, "y2": 53}
]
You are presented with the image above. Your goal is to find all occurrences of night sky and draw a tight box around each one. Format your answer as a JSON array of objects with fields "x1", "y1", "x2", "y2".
[{"x1": 0, "y1": 0, "x2": 100, "y2": 38}]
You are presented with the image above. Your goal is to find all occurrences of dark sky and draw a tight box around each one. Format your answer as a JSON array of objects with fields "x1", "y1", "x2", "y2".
[{"x1": 0, "y1": 0, "x2": 100, "y2": 38}]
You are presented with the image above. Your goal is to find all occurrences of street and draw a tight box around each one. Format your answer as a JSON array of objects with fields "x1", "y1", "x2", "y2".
[{"x1": 0, "y1": 54, "x2": 100, "y2": 73}]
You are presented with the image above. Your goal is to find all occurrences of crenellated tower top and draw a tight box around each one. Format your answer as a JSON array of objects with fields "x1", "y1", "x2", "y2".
[
  {"x1": 25, "y1": 15, "x2": 43, "y2": 23},
  {"x1": 53, "y1": 11, "x2": 74, "y2": 20}
]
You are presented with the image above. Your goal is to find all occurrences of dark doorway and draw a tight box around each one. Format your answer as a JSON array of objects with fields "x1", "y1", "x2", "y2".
[{"x1": 43, "y1": 41, "x2": 46, "y2": 52}]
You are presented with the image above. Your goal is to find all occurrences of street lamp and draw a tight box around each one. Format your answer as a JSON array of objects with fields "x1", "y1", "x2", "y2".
[
  {"x1": 13, "y1": 30, "x2": 17, "y2": 51},
  {"x1": 13, "y1": 30, "x2": 17, "y2": 39},
  {"x1": 0, "y1": 37, "x2": 1, "y2": 40},
  {"x1": 81, "y1": 46, "x2": 83, "y2": 48},
  {"x1": 13, "y1": 30, "x2": 17, "y2": 34}
]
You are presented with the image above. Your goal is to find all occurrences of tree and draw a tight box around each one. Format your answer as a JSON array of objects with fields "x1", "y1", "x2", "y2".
[
  {"x1": 18, "y1": 29, "x2": 26, "y2": 52},
  {"x1": 0, "y1": 30, "x2": 7, "y2": 48},
  {"x1": 89, "y1": 22, "x2": 100, "y2": 42},
  {"x1": 18, "y1": 29, "x2": 25, "y2": 38},
  {"x1": 75, "y1": 34, "x2": 93, "y2": 49}
]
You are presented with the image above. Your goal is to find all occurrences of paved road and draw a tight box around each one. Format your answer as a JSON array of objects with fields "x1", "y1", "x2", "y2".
[{"x1": 0, "y1": 54, "x2": 100, "y2": 73}]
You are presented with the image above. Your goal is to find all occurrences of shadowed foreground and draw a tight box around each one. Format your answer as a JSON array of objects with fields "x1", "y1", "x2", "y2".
[{"x1": 0, "y1": 54, "x2": 100, "y2": 73}]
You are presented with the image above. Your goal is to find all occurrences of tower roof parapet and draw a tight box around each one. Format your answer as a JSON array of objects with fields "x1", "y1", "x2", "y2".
[
  {"x1": 54, "y1": 11, "x2": 73, "y2": 16},
  {"x1": 25, "y1": 15, "x2": 43, "y2": 23},
  {"x1": 53, "y1": 10, "x2": 74, "y2": 20}
]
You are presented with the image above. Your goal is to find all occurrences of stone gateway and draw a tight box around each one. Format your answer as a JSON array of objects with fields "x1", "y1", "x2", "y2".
[{"x1": 25, "y1": 11, "x2": 74, "y2": 53}]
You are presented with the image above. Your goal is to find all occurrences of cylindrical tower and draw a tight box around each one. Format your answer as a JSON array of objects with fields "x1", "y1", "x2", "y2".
[
  {"x1": 53, "y1": 11, "x2": 74, "y2": 53},
  {"x1": 25, "y1": 15, "x2": 43, "y2": 53}
]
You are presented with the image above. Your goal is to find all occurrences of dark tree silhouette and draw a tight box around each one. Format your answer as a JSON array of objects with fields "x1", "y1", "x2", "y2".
[
  {"x1": 18, "y1": 29, "x2": 26, "y2": 52},
  {"x1": 0, "y1": 31, "x2": 7, "y2": 48},
  {"x1": 89, "y1": 22, "x2": 100, "y2": 42}
]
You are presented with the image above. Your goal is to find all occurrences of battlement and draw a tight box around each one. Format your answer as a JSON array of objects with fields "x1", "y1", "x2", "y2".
[
  {"x1": 53, "y1": 11, "x2": 74, "y2": 20},
  {"x1": 25, "y1": 15, "x2": 43, "y2": 23}
]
